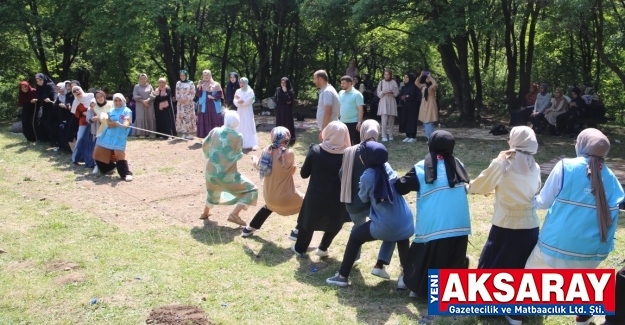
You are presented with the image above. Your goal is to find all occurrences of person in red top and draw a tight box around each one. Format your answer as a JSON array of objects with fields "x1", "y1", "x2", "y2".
[
  {"x1": 70, "y1": 86, "x2": 96, "y2": 167},
  {"x1": 17, "y1": 81, "x2": 38, "y2": 142}
]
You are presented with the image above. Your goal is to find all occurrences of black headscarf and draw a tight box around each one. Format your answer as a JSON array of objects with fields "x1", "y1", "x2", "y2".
[
  {"x1": 424, "y1": 130, "x2": 470, "y2": 188},
  {"x1": 400, "y1": 73, "x2": 417, "y2": 100},
  {"x1": 35, "y1": 73, "x2": 57, "y2": 102},
  {"x1": 275, "y1": 77, "x2": 294, "y2": 104},
  {"x1": 225, "y1": 72, "x2": 240, "y2": 103},
  {"x1": 420, "y1": 75, "x2": 433, "y2": 101}
]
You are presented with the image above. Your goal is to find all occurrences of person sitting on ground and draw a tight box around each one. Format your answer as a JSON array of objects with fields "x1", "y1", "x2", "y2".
[
  {"x1": 544, "y1": 87, "x2": 568, "y2": 135},
  {"x1": 200, "y1": 110, "x2": 258, "y2": 226},
  {"x1": 529, "y1": 83, "x2": 551, "y2": 133},
  {"x1": 327, "y1": 141, "x2": 414, "y2": 288},
  {"x1": 555, "y1": 87, "x2": 587, "y2": 138}
]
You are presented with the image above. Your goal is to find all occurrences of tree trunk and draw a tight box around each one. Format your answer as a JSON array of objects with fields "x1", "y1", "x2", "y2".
[
  {"x1": 501, "y1": 0, "x2": 517, "y2": 103},
  {"x1": 469, "y1": 29, "x2": 483, "y2": 108}
]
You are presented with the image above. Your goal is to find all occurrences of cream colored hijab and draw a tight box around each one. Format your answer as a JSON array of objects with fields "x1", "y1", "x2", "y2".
[
  {"x1": 319, "y1": 121, "x2": 351, "y2": 154},
  {"x1": 340, "y1": 120, "x2": 380, "y2": 203},
  {"x1": 498, "y1": 126, "x2": 538, "y2": 175}
]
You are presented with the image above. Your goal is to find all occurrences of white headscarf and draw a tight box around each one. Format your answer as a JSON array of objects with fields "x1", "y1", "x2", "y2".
[
  {"x1": 224, "y1": 110, "x2": 240, "y2": 129},
  {"x1": 113, "y1": 93, "x2": 126, "y2": 108},
  {"x1": 71, "y1": 86, "x2": 95, "y2": 114},
  {"x1": 498, "y1": 126, "x2": 538, "y2": 175},
  {"x1": 56, "y1": 82, "x2": 67, "y2": 104}
]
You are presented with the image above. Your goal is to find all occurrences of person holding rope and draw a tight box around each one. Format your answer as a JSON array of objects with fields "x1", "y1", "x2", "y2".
[
  {"x1": 92, "y1": 93, "x2": 133, "y2": 182},
  {"x1": 201, "y1": 110, "x2": 258, "y2": 226},
  {"x1": 241, "y1": 126, "x2": 302, "y2": 237}
]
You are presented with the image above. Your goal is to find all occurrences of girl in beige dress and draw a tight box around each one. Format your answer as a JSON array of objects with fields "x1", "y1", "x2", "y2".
[
  {"x1": 242, "y1": 126, "x2": 303, "y2": 237},
  {"x1": 376, "y1": 68, "x2": 399, "y2": 142}
]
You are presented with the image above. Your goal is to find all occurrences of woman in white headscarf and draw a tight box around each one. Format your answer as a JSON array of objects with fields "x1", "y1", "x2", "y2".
[
  {"x1": 201, "y1": 110, "x2": 258, "y2": 226},
  {"x1": 523, "y1": 128, "x2": 624, "y2": 325},
  {"x1": 233, "y1": 77, "x2": 258, "y2": 150},
  {"x1": 70, "y1": 86, "x2": 96, "y2": 167}
]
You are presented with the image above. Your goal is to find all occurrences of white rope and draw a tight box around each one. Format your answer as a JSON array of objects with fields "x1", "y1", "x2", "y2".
[{"x1": 126, "y1": 125, "x2": 202, "y2": 143}]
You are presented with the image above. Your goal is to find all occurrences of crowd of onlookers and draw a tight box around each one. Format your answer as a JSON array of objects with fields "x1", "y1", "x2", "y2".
[{"x1": 509, "y1": 83, "x2": 604, "y2": 138}]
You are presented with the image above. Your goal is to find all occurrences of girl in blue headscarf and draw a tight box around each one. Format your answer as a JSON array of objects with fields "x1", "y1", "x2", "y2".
[
  {"x1": 233, "y1": 77, "x2": 258, "y2": 150},
  {"x1": 224, "y1": 72, "x2": 240, "y2": 107},
  {"x1": 326, "y1": 141, "x2": 414, "y2": 287}
]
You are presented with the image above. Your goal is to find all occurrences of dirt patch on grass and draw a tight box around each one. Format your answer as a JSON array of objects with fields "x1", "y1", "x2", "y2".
[
  {"x1": 4, "y1": 260, "x2": 36, "y2": 271},
  {"x1": 146, "y1": 305, "x2": 216, "y2": 325},
  {"x1": 53, "y1": 272, "x2": 87, "y2": 285},
  {"x1": 44, "y1": 260, "x2": 79, "y2": 272}
]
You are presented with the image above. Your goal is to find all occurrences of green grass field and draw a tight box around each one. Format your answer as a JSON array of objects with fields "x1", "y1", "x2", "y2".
[{"x1": 0, "y1": 122, "x2": 623, "y2": 325}]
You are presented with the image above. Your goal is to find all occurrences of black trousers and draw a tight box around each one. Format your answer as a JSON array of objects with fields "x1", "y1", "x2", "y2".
[
  {"x1": 294, "y1": 227, "x2": 340, "y2": 254},
  {"x1": 338, "y1": 221, "x2": 410, "y2": 278},
  {"x1": 96, "y1": 159, "x2": 132, "y2": 178},
  {"x1": 556, "y1": 111, "x2": 578, "y2": 134},
  {"x1": 605, "y1": 266, "x2": 625, "y2": 324},
  {"x1": 344, "y1": 122, "x2": 360, "y2": 145},
  {"x1": 529, "y1": 113, "x2": 546, "y2": 130},
  {"x1": 249, "y1": 206, "x2": 273, "y2": 229}
]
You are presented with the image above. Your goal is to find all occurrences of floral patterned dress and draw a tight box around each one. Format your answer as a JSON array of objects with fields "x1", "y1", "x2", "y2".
[
  {"x1": 203, "y1": 126, "x2": 258, "y2": 207},
  {"x1": 176, "y1": 81, "x2": 196, "y2": 134}
]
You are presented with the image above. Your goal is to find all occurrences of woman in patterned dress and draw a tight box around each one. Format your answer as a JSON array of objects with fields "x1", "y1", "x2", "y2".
[
  {"x1": 200, "y1": 110, "x2": 258, "y2": 226},
  {"x1": 175, "y1": 70, "x2": 196, "y2": 139}
]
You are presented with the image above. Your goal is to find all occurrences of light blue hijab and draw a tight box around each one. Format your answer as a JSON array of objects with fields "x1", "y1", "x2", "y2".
[{"x1": 239, "y1": 77, "x2": 250, "y2": 91}]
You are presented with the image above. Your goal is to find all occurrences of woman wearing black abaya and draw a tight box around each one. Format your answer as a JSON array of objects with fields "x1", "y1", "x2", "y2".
[
  {"x1": 274, "y1": 77, "x2": 296, "y2": 144},
  {"x1": 398, "y1": 73, "x2": 420, "y2": 142},
  {"x1": 34, "y1": 73, "x2": 58, "y2": 145},
  {"x1": 224, "y1": 72, "x2": 240, "y2": 108},
  {"x1": 152, "y1": 78, "x2": 177, "y2": 139},
  {"x1": 17, "y1": 81, "x2": 38, "y2": 142}
]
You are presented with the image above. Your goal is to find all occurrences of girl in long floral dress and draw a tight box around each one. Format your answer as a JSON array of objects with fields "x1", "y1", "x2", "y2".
[{"x1": 175, "y1": 70, "x2": 196, "y2": 139}]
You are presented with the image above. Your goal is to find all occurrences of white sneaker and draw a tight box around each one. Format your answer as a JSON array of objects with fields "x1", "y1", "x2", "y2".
[
  {"x1": 381, "y1": 137, "x2": 388, "y2": 142},
  {"x1": 389, "y1": 135, "x2": 394, "y2": 141},
  {"x1": 252, "y1": 145, "x2": 259, "y2": 151},
  {"x1": 353, "y1": 259, "x2": 361, "y2": 266},
  {"x1": 125, "y1": 175, "x2": 133, "y2": 182},
  {"x1": 402, "y1": 138, "x2": 409, "y2": 142},
  {"x1": 505, "y1": 315, "x2": 523, "y2": 325},
  {"x1": 407, "y1": 138, "x2": 416, "y2": 143},
  {"x1": 92, "y1": 165, "x2": 99, "y2": 174},
  {"x1": 397, "y1": 275, "x2": 407, "y2": 290},
  {"x1": 371, "y1": 267, "x2": 390, "y2": 279},
  {"x1": 409, "y1": 291, "x2": 418, "y2": 298},
  {"x1": 290, "y1": 244, "x2": 306, "y2": 258},
  {"x1": 315, "y1": 248, "x2": 329, "y2": 257}
]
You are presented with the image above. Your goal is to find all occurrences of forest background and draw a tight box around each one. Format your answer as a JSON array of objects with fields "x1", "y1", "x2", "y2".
[{"x1": 1, "y1": 0, "x2": 624, "y2": 124}]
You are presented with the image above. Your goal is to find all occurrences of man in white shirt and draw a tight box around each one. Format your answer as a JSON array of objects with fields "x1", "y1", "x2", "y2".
[
  {"x1": 338, "y1": 76, "x2": 364, "y2": 145},
  {"x1": 313, "y1": 70, "x2": 340, "y2": 141}
]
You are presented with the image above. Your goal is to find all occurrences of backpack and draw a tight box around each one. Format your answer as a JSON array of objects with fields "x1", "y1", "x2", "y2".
[{"x1": 489, "y1": 124, "x2": 508, "y2": 136}]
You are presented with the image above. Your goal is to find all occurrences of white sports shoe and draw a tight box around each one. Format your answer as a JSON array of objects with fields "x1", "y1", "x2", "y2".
[
  {"x1": 125, "y1": 175, "x2": 133, "y2": 182},
  {"x1": 371, "y1": 267, "x2": 390, "y2": 279},
  {"x1": 315, "y1": 249, "x2": 329, "y2": 257},
  {"x1": 92, "y1": 165, "x2": 99, "y2": 174},
  {"x1": 397, "y1": 275, "x2": 407, "y2": 289},
  {"x1": 381, "y1": 137, "x2": 388, "y2": 142},
  {"x1": 407, "y1": 138, "x2": 416, "y2": 143},
  {"x1": 389, "y1": 135, "x2": 394, "y2": 141}
]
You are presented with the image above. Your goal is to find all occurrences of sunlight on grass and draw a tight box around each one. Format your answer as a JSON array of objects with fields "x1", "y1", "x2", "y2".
[{"x1": 0, "y1": 123, "x2": 623, "y2": 325}]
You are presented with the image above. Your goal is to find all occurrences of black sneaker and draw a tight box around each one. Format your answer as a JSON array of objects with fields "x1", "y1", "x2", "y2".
[
  {"x1": 288, "y1": 229, "x2": 298, "y2": 241},
  {"x1": 241, "y1": 227, "x2": 255, "y2": 237}
]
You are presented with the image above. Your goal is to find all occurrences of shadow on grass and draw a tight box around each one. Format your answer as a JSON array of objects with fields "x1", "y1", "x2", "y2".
[
  {"x1": 190, "y1": 223, "x2": 238, "y2": 246},
  {"x1": 240, "y1": 236, "x2": 292, "y2": 267}
]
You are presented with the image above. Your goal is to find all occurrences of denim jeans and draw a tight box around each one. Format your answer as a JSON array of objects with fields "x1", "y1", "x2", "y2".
[
  {"x1": 424, "y1": 122, "x2": 434, "y2": 140},
  {"x1": 351, "y1": 212, "x2": 396, "y2": 264}
]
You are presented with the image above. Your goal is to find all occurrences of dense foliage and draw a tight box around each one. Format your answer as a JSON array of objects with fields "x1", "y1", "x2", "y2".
[{"x1": 1, "y1": 0, "x2": 624, "y2": 122}]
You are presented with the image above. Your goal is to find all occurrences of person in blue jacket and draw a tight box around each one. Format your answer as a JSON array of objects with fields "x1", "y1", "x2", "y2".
[
  {"x1": 525, "y1": 128, "x2": 624, "y2": 325},
  {"x1": 395, "y1": 130, "x2": 471, "y2": 298},
  {"x1": 326, "y1": 141, "x2": 414, "y2": 287}
]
